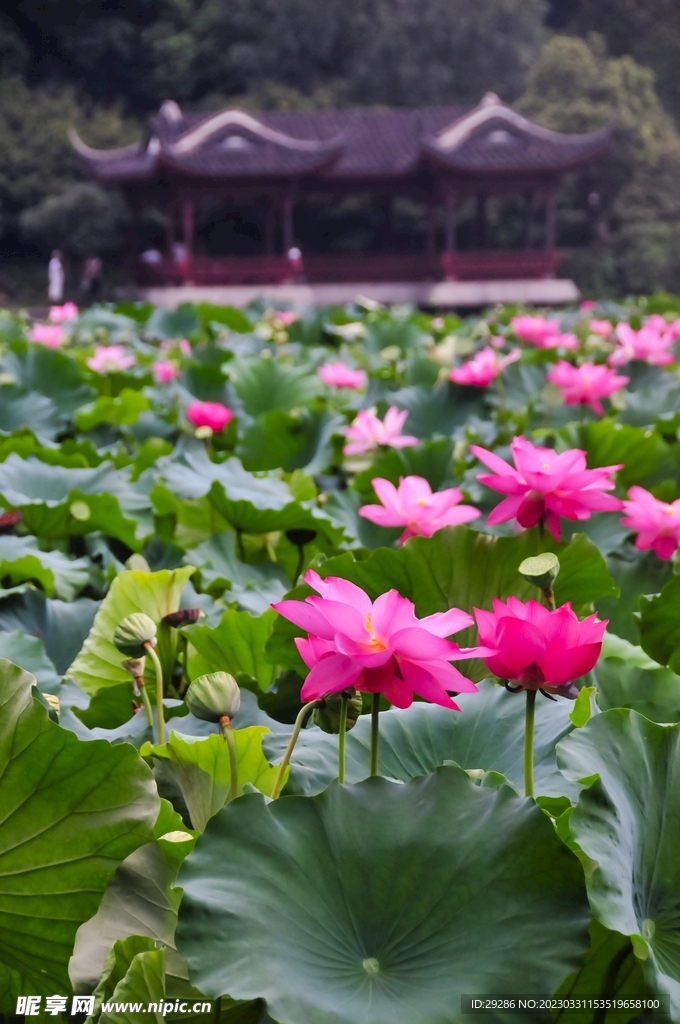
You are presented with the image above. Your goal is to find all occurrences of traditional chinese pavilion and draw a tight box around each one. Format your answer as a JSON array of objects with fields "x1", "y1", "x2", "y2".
[{"x1": 72, "y1": 93, "x2": 612, "y2": 289}]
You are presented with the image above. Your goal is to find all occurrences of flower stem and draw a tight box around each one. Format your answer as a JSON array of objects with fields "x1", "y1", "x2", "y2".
[
  {"x1": 338, "y1": 694, "x2": 348, "y2": 784},
  {"x1": 524, "y1": 688, "x2": 536, "y2": 798},
  {"x1": 221, "y1": 717, "x2": 239, "y2": 802},
  {"x1": 138, "y1": 681, "x2": 154, "y2": 729},
  {"x1": 292, "y1": 544, "x2": 305, "y2": 587},
  {"x1": 145, "y1": 643, "x2": 165, "y2": 745},
  {"x1": 271, "y1": 700, "x2": 320, "y2": 799},
  {"x1": 370, "y1": 693, "x2": 380, "y2": 777}
]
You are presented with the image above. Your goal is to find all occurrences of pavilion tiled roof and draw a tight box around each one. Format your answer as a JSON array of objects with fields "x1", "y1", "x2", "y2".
[{"x1": 71, "y1": 94, "x2": 613, "y2": 184}]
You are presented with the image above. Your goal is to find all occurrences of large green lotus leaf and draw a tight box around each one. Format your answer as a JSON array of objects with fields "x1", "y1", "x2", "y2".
[
  {"x1": 237, "y1": 407, "x2": 342, "y2": 474},
  {"x1": 176, "y1": 768, "x2": 590, "y2": 1024},
  {"x1": 141, "y1": 728, "x2": 281, "y2": 832},
  {"x1": 75, "y1": 389, "x2": 151, "y2": 431},
  {"x1": 5, "y1": 342, "x2": 93, "y2": 414},
  {"x1": 0, "y1": 590, "x2": 99, "y2": 675},
  {"x1": 597, "y1": 545, "x2": 672, "y2": 643},
  {"x1": 195, "y1": 302, "x2": 251, "y2": 334},
  {"x1": 184, "y1": 607, "x2": 277, "y2": 692},
  {"x1": 188, "y1": 532, "x2": 289, "y2": 614},
  {"x1": 0, "y1": 630, "x2": 60, "y2": 690},
  {"x1": 581, "y1": 420, "x2": 676, "y2": 489},
  {"x1": 98, "y1": 947, "x2": 166, "y2": 1024},
  {"x1": 264, "y1": 680, "x2": 578, "y2": 799},
  {"x1": 552, "y1": 920, "x2": 650, "y2": 1024},
  {"x1": 67, "y1": 567, "x2": 195, "y2": 696},
  {"x1": 544, "y1": 532, "x2": 619, "y2": 612},
  {"x1": 387, "y1": 383, "x2": 485, "y2": 438},
  {"x1": 231, "y1": 357, "x2": 322, "y2": 416},
  {"x1": 0, "y1": 534, "x2": 90, "y2": 600},
  {"x1": 639, "y1": 574, "x2": 680, "y2": 673},
  {"x1": 593, "y1": 633, "x2": 680, "y2": 723},
  {"x1": 151, "y1": 483, "x2": 231, "y2": 550},
  {"x1": 352, "y1": 437, "x2": 454, "y2": 499},
  {"x1": 159, "y1": 442, "x2": 291, "y2": 503},
  {"x1": 0, "y1": 385, "x2": 59, "y2": 437},
  {"x1": 0, "y1": 428, "x2": 102, "y2": 468},
  {"x1": 0, "y1": 660, "x2": 158, "y2": 1008},
  {"x1": 208, "y1": 478, "x2": 342, "y2": 541},
  {"x1": 146, "y1": 302, "x2": 200, "y2": 340},
  {"x1": 558, "y1": 709, "x2": 680, "y2": 1016}
]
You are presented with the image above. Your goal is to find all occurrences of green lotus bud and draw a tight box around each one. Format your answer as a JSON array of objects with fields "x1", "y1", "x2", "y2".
[
  {"x1": 186, "y1": 671, "x2": 241, "y2": 722},
  {"x1": 113, "y1": 613, "x2": 157, "y2": 658},
  {"x1": 121, "y1": 657, "x2": 146, "y2": 685},
  {"x1": 518, "y1": 552, "x2": 560, "y2": 591},
  {"x1": 313, "y1": 690, "x2": 363, "y2": 734}
]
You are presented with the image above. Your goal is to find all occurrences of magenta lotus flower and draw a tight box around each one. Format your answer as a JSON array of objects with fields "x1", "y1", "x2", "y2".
[
  {"x1": 359, "y1": 475, "x2": 480, "y2": 543},
  {"x1": 49, "y1": 302, "x2": 78, "y2": 323},
  {"x1": 470, "y1": 436, "x2": 624, "y2": 541},
  {"x1": 343, "y1": 406, "x2": 418, "y2": 455},
  {"x1": 580, "y1": 300, "x2": 595, "y2": 311},
  {"x1": 273, "y1": 570, "x2": 490, "y2": 709},
  {"x1": 29, "y1": 324, "x2": 63, "y2": 348},
  {"x1": 621, "y1": 486, "x2": 680, "y2": 559},
  {"x1": 186, "y1": 400, "x2": 233, "y2": 432},
  {"x1": 86, "y1": 345, "x2": 136, "y2": 373},
  {"x1": 510, "y1": 315, "x2": 578, "y2": 350},
  {"x1": 608, "y1": 323, "x2": 676, "y2": 367},
  {"x1": 589, "y1": 319, "x2": 613, "y2": 338},
  {"x1": 546, "y1": 360, "x2": 629, "y2": 414},
  {"x1": 449, "y1": 346, "x2": 521, "y2": 387},
  {"x1": 317, "y1": 362, "x2": 367, "y2": 389},
  {"x1": 646, "y1": 314, "x2": 680, "y2": 340},
  {"x1": 474, "y1": 597, "x2": 607, "y2": 692},
  {"x1": 152, "y1": 361, "x2": 180, "y2": 384}
]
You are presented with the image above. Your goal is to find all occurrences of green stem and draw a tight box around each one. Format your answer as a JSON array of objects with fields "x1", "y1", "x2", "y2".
[
  {"x1": 293, "y1": 544, "x2": 305, "y2": 587},
  {"x1": 592, "y1": 941, "x2": 634, "y2": 1024},
  {"x1": 370, "y1": 693, "x2": 380, "y2": 777},
  {"x1": 221, "y1": 718, "x2": 239, "y2": 802},
  {"x1": 138, "y1": 681, "x2": 153, "y2": 729},
  {"x1": 271, "y1": 700, "x2": 320, "y2": 799},
  {"x1": 236, "y1": 530, "x2": 246, "y2": 561},
  {"x1": 212, "y1": 996, "x2": 222, "y2": 1024},
  {"x1": 338, "y1": 695, "x2": 348, "y2": 784},
  {"x1": 145, "y1": 643, "x2": 165, "y2": 745},
  {"x1": 180, "y1": 633, "x2": 190, "y2": 695},
  {"x1": 524, "y1": 688, "x2": 536, "y2": 798},
  {"x1": 537, "y1": 516, "x2": 545, "y2": 553}
]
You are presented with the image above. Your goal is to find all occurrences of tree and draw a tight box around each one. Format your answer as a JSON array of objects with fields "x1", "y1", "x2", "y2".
[{"x1": 20, "y1": 182, "x2": 129, "y2": 259}]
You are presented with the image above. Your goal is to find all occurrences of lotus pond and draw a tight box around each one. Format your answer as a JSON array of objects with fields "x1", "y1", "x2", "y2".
[{"x1": 3, "y1": 295, "x2": 680, "y2": 1023}]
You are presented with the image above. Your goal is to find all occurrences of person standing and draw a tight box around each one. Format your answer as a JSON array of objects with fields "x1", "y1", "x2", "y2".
[
  {"x1": 48, "y1": 250, "x2": 64, "y2": 302},
  {"x1": 80, "y1": 256, "x2": 102, "y2": 304}
]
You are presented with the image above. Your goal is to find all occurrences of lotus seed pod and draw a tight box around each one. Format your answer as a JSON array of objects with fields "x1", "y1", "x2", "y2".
[
  {"x1": 186, "y1": 671, "x2": 241, "y2": 722},
  {"x1": 518, "y1": 552, "x2": 560, "y2": 591},
  {"x1": 313, "y1": 689, "x2": 363, "y2": 734},
  {"x1": 113, "y1": 613, "x2": 157, "y2": 658}
]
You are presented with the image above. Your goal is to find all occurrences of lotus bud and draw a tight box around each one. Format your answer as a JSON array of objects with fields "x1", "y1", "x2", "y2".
[
  {"x1": 122, "y1": 657, "x2": 146, "y2": 686},
  {"x1": 313, "y1": 689, "x2": 363, "y2": 734},
  {"x1": 518, "y1": 553, "x2": 560, "y2": 591},
  {"x1": 186, "y1": 671, "x2": 241, "y2": 723},
  {"x1": 162, "y1": 608, "x2": 202, "y2": 628},
  {"x1": 113, "y1": 613, "x2": 157, "y2": 658}
]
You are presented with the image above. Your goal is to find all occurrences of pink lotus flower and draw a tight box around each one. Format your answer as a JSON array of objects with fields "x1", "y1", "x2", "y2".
[
  {"x1": 186, "y1": 400, "x2": 233, "y2": 432},
  {"x1": 49, "y1": 302, "x2": 78, "y2": 323},
  {"x1": 589, "y1": 319, "x2": 613, "y2": 338},
  {"x1": 511, "y1": 315, "x2": 560, "y2": 345},
  {"x1": 359, "y1": 476, "x2": 481, "y2": 543},
  {"x1": 29, "y1": 324, "x2": 63, "y2": 348},
  {"x1": 273, "y1": 570, "x2": 490, "y2": 709},
  {"x1": 449, "y1": 346, "x2": 521, "y2": 387},
  {"x1": 160, "y1": 339, "x2": 192, "y2": 357},
  {"x1": 317, "y1": 362, "x2": 367, "y2": 390},
  {"x1": 152, "y1": 361, "x2": 180, "y2": 384},
  {"x1": 546, "y1": 360, "x2": 629, "y2": 414},
  {"x1": 645, "y1": 315, "x2": 680, "y2": 340},
  {"x1": 277, "y1": 310, "x2": 297, "y2": 327},
  {"x1": 580, "y1": 301, "x2": 596, "y2": 311},
  {"x1": 608, "y1": 323, "x2": 676, "y2": 367},
  {"x1": 343, "y1": 407, "x2": 418, "y2": 455},
  {"x1": 474, "y1": 597, "x2": 607, "y2": 692},
  {"x1": 86, "y1": 345, "x2": 136, "y2": 373},
  {"x1": 621, "y1": 486, "x2": 680, "y2": 559},
  {"x1": 470, "y1": 436, "x2": 624, "y2": 541}
]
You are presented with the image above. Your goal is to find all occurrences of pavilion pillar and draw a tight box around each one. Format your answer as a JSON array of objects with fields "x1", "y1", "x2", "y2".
[
  {"x1": 444, "y1": 191, "x2": 458, "y2": 253},
  {"x1": 283, "y1": 191, "x2": 295, "y2": 252},
  {"x1": 545, "y1": 187, "x2": 557, "y2": 251},
  {"x1": 164, "y1": 202, "x2": 176, "y2": 259},
  {"x1": 264, "y1": 201, "x2": 276, "y2": 256},
  {"x1": 182, "y1": 198, "x2": 194, "y2": 261},
  {"x1": 475, "y1": 195, "x2": 487, "y2": 248},
  {"x1": 524, "y1": 192, "x2": 533, "y2": 249},
  {"x1": 425, "y1": 202, "x2": 436, "y2": 256}
]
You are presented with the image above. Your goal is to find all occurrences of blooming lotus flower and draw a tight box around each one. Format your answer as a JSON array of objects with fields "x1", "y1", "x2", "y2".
[
  {"x1": 580, "y1": 300, "x2": 595, "y2": 311},
  {"x1": 317, "y1": 362, "x2": 367, "y2": 389},
  {"x1": 608, "y1": 323, "x2": 676, "y2": 367},
  {"x1": 160, "y1": 338, "x2": 191, "y2": 357},
  {"x1": 449, "y1": 346, "x2": 521, "y2": 387},
  {"x1": 49, "y1": 302, "x2": 78, "y2": 323},
  {"x1": 273, "y1": 570, "x2": 490, "y2": 709},
  {"x1": 186, "y1": 400, "x2": 233, "y2": 432},
  {"x1": 511, "y1": 315, "x2": 560, "y2": 346},
  {"x1": 343, "y1": 406, "x2": 418, "y2": 455},
  {"x1": 29, "y1": 324, "x2": 63, "y2": 348},
  {"x1": 152, "y1": 361, "x2": 180, "y2": 384},
  {"x1": 589, "y1": 319, "x2": 613, "y2": 338},
  {"x1": 277, "y1": 310, "x2": 297, "y2": 327},
  {"x1": 621, "y1": 486, "x2": 680, "y2": 559},
  {"x1": 470, "y1": 436, "x2": 624, "y2": 541},
  {"x1": 86, "y1": 345, "x2": 136, "y2": 373},
  {"x1": 359, "y1": 475, "x2": 480, "y2": 543},
  {"x1": 645, "y1": 315, "x2": 680, "y2": 340},
  {"x1": 546, "y1": 360, "x2": 629, "y2": 414},
  {"x1": 474, "y1": 597, "x2": 607, "y2": 692}
]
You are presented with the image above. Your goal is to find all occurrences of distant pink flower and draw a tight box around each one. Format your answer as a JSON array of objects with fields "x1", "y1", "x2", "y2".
[
  {"x1": 609, "y1": 323, "x2": 676, "y2": 366},
  {"x1": 580, "y1": 301, "x2": 596, "y2": 311},
  {"x1": 49, "y1": 302, "x2": 78, "y2": 323},
  {"x1": 470, "y1": 435, "x2": 624, "y2": 541},
  {"x1": 186, "y1": 400, "x2": 233, "y2": 432},
  {"x1": 510, "y1": 315, "x2": 578, "y2": 350},
  {"x1": 317, "y1": 362, "x2": 367, "y2": 389},
  {"x1": 152, "y1": 361, "x2": 180, "y2": 384},
  {"x1": 277, "y1": 311, "x2": 297, "y2": 327},
  {"x1": 490, "y1": 335, "x2": 506, "y2": 349},
  {"x1": 29, "y1": 324, "x2": 63, "y2": 348},
  {"x1": 343, "y1": 406, "x2": 418, "y2": 455},
  {"x1": 86, "y1": 345, "x2": 136, "y2": 374},
  {"x1": 589, "y1": 319, "x2": 613, "y2": 338},
  {"x1": 273, "y1": 570, "x2": 490, "y2": 709},
  {"x1": 546, "y1": 360, "x2": 629, "y2": 414},
  {"x1": 621, "y1": 486, "x2": 680, "y2": 559},
  {"x1": 359, "y1": 476, "x2": 481, "y2": 543},
  {"x1": 645, "y1": 315, "x2": 680, "y2": 339},
  {"x1": 160, "y1": 339, "x2": 191, "y2": 357},
  {"x1": 449, "y1": 346, "x2": 520, "y2": 387},
  {"x1": 474, "y1": 597, "x2": 606, "y2": 693}
]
